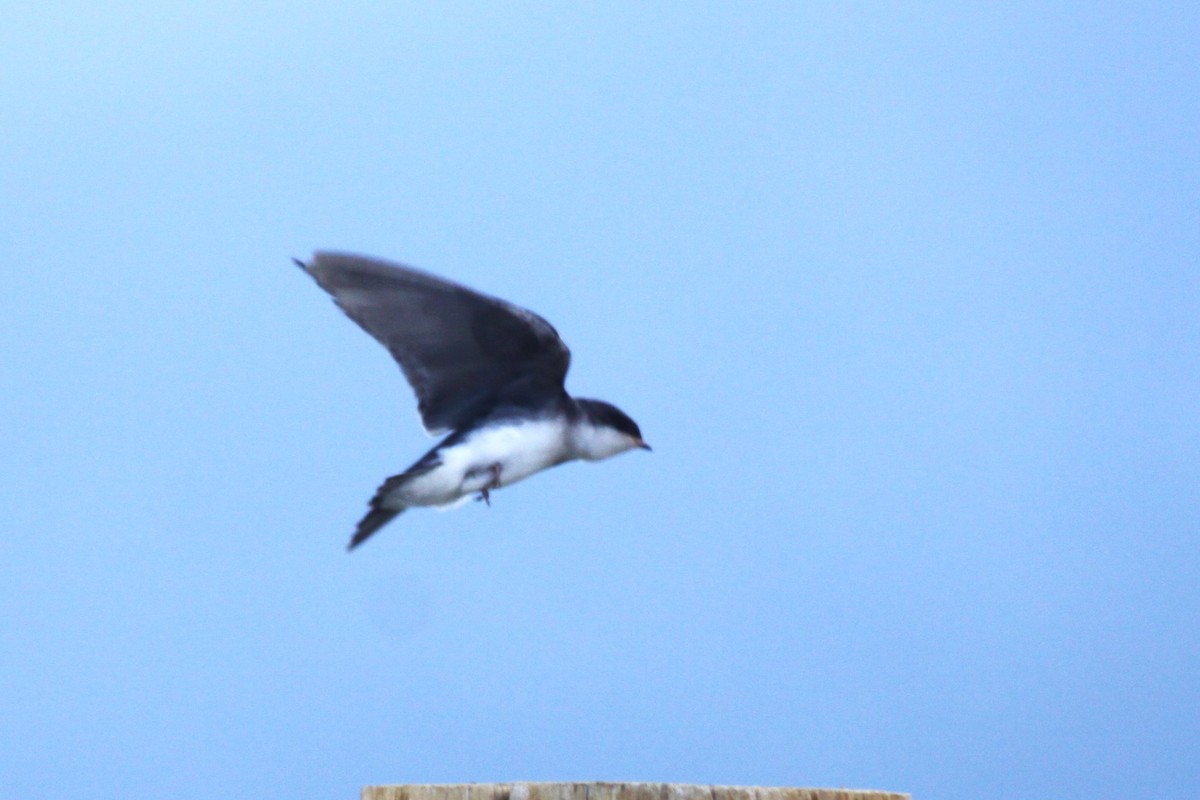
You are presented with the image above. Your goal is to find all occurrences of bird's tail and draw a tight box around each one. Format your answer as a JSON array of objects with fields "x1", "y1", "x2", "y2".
[
  {"x1": 347, "y1": 505, "x2": 405, "y2": 551},
  {"x1": 347, "y1": 472, "x2": 415, "y2": 551}
]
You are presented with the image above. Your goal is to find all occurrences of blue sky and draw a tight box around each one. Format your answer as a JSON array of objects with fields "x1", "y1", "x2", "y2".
[{"x1": 2, "y1": 4, "x2": 1197, "y2": 799}]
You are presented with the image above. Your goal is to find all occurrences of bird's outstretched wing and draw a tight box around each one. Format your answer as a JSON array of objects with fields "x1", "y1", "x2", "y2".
[{"x1": 296, "y1": 251, "x2": 571, "y2": 435}]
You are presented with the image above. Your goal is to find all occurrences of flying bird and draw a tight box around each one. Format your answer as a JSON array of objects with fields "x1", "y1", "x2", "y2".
[{"x1": 295, "y1": 252, "x2": 651, "y2": 551}]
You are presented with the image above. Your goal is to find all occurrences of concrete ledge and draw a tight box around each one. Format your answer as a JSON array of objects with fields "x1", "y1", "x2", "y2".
[{"x1": 363, "y1": 782, "x2": 909, "y2": 800}]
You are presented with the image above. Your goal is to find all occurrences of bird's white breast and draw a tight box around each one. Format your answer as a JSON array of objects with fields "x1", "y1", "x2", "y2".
[
  {"x1": 450, "y1": 418, "x2": 570, "y2": 486},
  {"x1": 399, "y1": 418, "x2": 571, "y2": 507}
]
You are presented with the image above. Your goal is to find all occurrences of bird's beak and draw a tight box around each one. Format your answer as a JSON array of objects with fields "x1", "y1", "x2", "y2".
[{"x1": 636, "y1": 440, "x2": 652, "y2": 452}]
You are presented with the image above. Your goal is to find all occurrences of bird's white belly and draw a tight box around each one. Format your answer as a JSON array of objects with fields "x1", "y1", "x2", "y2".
[{"x1": 399, "y1": 419, "x2": 569, "y2": 507}]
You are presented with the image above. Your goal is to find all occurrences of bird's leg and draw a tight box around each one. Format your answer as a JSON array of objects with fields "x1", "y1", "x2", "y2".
[{"x1": 475, "y1": 463, "x2": 503, "y2": 507}]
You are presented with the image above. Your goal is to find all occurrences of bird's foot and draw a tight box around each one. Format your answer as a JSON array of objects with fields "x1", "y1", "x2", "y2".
[{"x1": 474, "y1": 463, "x2": 503, "y2": 508}]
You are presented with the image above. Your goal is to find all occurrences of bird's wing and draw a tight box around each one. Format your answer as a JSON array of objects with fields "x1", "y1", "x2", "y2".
[{"x1": 297, "y1": 251, "x2": 571, "y2": 435}]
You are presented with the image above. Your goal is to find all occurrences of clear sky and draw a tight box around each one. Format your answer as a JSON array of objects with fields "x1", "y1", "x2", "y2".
[{"x1": 2, "y1": 4, "x2": 1196, "y2": 799}]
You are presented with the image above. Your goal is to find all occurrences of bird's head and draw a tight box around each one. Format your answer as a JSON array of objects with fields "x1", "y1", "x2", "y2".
[{"x1": 573, "y1": 399, "x2": 652, "y2": 461}]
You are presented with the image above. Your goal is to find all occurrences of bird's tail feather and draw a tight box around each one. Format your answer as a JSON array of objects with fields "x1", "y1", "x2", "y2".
[
  {"x1": 345, "y1": 462, "x2": 439, "y2": 551},
  {"x1": 347, "y1": 470, "x2": 421, "y2": 551},
  {"x1": 348, "y1": 505, "x2": 405, "y2": 550}
]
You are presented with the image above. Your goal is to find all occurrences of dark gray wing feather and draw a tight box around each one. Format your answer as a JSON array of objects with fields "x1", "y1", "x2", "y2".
[{"x1": 297, "y1": 251, "x2": 571, "y2": 434}]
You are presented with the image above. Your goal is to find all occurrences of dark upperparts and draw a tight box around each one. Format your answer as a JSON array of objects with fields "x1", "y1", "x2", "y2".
[{"x1": 575, "y1": 398, "x2": 646, "y2": 443}]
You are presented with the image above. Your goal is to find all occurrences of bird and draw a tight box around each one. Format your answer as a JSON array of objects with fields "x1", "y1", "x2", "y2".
[{"x1": 294, "y1": 251, "x2": 651, "y2": 551}]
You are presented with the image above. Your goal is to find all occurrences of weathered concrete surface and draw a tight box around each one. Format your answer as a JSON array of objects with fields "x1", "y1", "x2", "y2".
[{"x1": 363, "y1": 782, "x2": 909, "y2": 800}]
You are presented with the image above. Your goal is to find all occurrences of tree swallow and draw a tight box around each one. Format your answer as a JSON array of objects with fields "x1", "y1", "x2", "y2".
[{"x1": 295, "y1": 252, "x2": 651, "y2": 551}]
